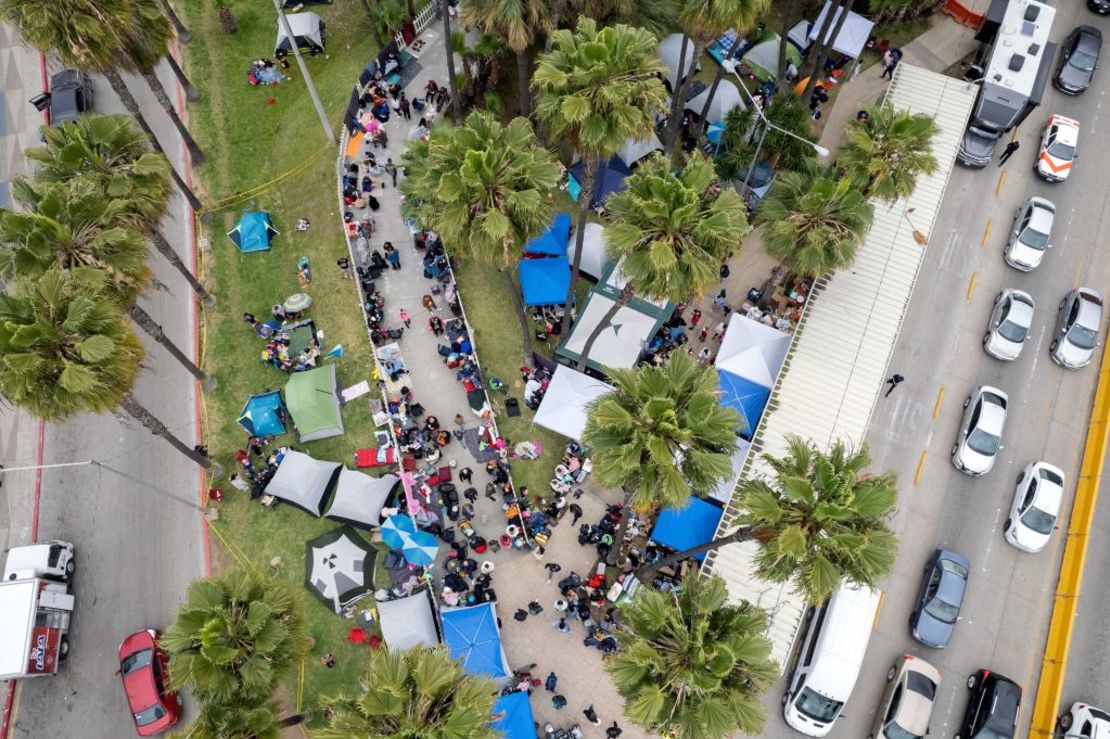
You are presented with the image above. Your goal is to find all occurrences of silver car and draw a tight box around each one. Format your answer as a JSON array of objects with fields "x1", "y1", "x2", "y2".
[
  {"x1": 868, "y1": 654, "x2": 942, "y2": 739},
  {"x1": 1004, "y1": 197, "x2": 1055, "y2": 271},
  {"x1": 1051, "y1": 288, "x2": 1103, "y2": 369},
  {"x1": 1005, "y1": 461, "x2": 1065, "y2": 553},
  {"x1": 983, "y1": 289, "x2": 1035, "y2": 360},
  {"x1": 952, "y1": 386, "x2": 1008, "y2": 476}
]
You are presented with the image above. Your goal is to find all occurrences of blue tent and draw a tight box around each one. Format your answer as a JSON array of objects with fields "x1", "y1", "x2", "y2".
[
  {"x1": 568, "y1": 156, "x2": 632, "y2": 209},
  {"x1": 718, "y1": 369, "x2": 770, "y2": 440},
  {"x1": 228, "y1": 211, "x2": 278, "y2": 253},
  {"x1": 651, "y1": 496, "x2": 724, "y2": 561},
  {"x1": 518, "y1": 256, "x2": 570, "y2": 307},
  {"x1": 492, "y1": 692, "x2": 535, "y2": 739},
  {"x1": 237, "y1": 391, "x2": 287, "y2": 437},
  {"x1": 440, "y1": 603, "x2": 511, "y2": 680},
  {"x1": 522, "y1": 213, "x2": 571, "y2": 256}
]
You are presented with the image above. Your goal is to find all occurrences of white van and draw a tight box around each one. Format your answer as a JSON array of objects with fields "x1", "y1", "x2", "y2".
[{"x1": 782, "y1": 582, "x2": 882, "y2": 736}]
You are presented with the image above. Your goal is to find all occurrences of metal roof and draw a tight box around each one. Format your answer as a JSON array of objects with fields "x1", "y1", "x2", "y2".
[
  {"x1": 701, "y1": 64, "x2": 978, "y2": 665},
  {"x1": 983, "y1": 0, "x2": 1055, "y2": 96}
]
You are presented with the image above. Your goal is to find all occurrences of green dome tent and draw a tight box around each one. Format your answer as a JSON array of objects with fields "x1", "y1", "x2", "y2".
[{"x1": 285, "y1": 365, "x2": 344, "y2": 442}]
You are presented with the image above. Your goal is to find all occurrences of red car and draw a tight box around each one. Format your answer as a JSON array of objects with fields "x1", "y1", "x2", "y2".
[{"x1": 117, "y1": 629, "x2": 181, "y2": 735}]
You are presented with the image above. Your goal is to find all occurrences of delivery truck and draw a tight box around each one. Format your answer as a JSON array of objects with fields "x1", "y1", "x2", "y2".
[{"x1": 0, "y1": 541, "x2": 75, "y2": 680}]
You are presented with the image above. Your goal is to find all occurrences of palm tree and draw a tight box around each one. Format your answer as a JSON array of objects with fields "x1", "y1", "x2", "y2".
[
  {"x1": 158, "y1": 0, "x2": 190, "y2": 43},
  {"x1": 399, "y1": 111, "x2": 560, "y2": 360},
  {"x1": 640, "y1": 436, "x2": 899, "y2": 604},
  {"x1": 186, "y1": 699, "x2": 309, "y2": 739},
  {"x1": 837, "y1": 104, "x2": 941, "y2": 203},
  {"x1": 694, "y1": 0, "x2": 770, "y2": 142},
  {"x1": 534, "y1": 17, "x2": 669, "y2": 334},
  {"x1": 462, "y1": 0, "x2": 550, "y2": 117},
  {"x1": 440, "y1": 2, "x2": 462, "y2": 123},
  {"x1": 575, "y1": 154, "x2": 748, "y2": 369},
  {"x1": 582, "y1": 350, "x2": 740, "y2": 563},
  {"x1": 317, "y1": 647, "x2": 499, "y2": 739},
  {"x1": 161, "y1": 569, "x2": 307, "y2": 707},
  {"x1": 754, "y1": 162, "x2": 873, "y2": 277},
  {"x1": 607, "y1": 575, "x2": 777, "y2": 739}
]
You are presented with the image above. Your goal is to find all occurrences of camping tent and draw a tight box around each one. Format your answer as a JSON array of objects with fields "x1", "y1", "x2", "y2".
[
  {"x1": 440, "y1": 603, "x2": 511, "y2": 680},
  {"x1": 264, "y1": 450, "x2": 341, "y2": 515},
  {"x1": 237, "y1": 391, "x2": 287, "y2": 437},
  {"x1": 718, "y1": 370, "x2": 770, "y2": 440},
  {"x1": 685, "y1": 80, "x2": 744, "y2": 124},
  {"x1": 716, "y1": 314, "x2": 791, "y2": 388},
  {"x1": 522, "y1": 213, "x2": 571, "y2": 257},
  {"x1": 708, "y1": 439, "x2": 752, "y2": 505},
  {"x1": 275, "y1": 12, "x2": 326, "y2": 55},
  {"x1": 740, "y1": 34, "x2": 803, "y2": 84},
  {"x1": 304, "y1": 527, "x2": 375, "y2": 613},
  {"x1": 227, "y1": 211, "x2": 277, "y2": 253},
  {"x1": 568, "y1": 156, "x2": 631, "y2": 209},
  {"x1": 650, "y1": 496, "x2": 724, "y2": 561},
  {"x1": 617, "y1": 132, "x2": 664, "y2": 169},
  {"x1": 659, "y1": 33, "x2": 696, "y2": 89},
  {"x1": 534, "y1": 365, "x2": 614, "y2": 441},
  {"x1": 377, "y1": 589, "x2": 440, "y2": 650},
  {"x1": 285, "y1": 364, "x2": 344, "y2": 442},
  {"x1": 809, "y1": 1, "x2": 875, "y2": 58},
  {"x1": 518, "y1": 257, "x2": 570, "y2": 307},
  {"x1": 492, "y1": 692, "x2": 536, "y2": 739},
  {"x1": 324, "y1": 469, "x2": 399, "y2": 528},
  {"x1": 566, "y1": 223, "x2": 610, "y2": 281}
]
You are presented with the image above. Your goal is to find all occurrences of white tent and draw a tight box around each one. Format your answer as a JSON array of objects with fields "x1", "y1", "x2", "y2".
[
  {"x1": 809, "y1": 1, "x2": 874, "y2": 59},
  {"x1": 566, "y1": 223, "x2": 610, "y2": 281},
  {"x1": 377, "y1": 589, "x2": 439, "y2": 650},
  {"x1": 617, "y1": 132, "x2": 664, "y2": 169},
  {"x1": 708, "y1": 439, "x2": 752, "y2": 505},
  {"x1": 604, "y1": 258, "x2": 668, "y2": 309},
  {"x1": 264, "y1": 451, "x2": 341, "y2": 515},
  {"x1": 534, "y1": 366, "x2": 615, "y2": 441},
  {"x1": 716, "y1": 314, "x2": 792, "y2": 388},
  {"x1": 685, "y1": 80, "x2": 744, "y2": 123},
  {"x1": 324, "y1": 469, "x2": 399, "y2": 528},
  {"x1": 275, "y1": 12, "x2": 325, "y2": 55},
  {"x1": 659, "y1": 34, "x2": 696, "y2": 89},
  {"x1": 559, "y1": 295, "x2": 661, "y2": 370}
]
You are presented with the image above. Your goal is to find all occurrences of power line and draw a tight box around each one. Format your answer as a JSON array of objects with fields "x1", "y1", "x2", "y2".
[{"x1": 0, "y1": 459, "x2": 203, "y2": 513}]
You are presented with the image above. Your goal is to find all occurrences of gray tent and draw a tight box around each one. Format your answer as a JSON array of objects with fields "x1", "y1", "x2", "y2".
[
  {"x1": 304, "y1": 527, "x2": 375, "y2": 614},
  {"x1": 658, "y1": 34, "x2": 695, "y2": 89},
  {"x1": 276, "y1": 12, "x2": 326, "y2": 56},
  {"x1": 324, "y1": 469, "x2": 400, "y2": 528},
  {"x1": 685, "y1": 80, "x2": 744, "y2": 124},
  {"x1": 377, "y1": 589, "x2": 440, "y2": 650},
  {"x1": 616, "y1": 132, "x2": 664, "y2": 169},
  {"x1": 566, "y1": 223, "x2": 610, "y2": 281},
  {"x1": 264, "y1": 450, "x2": 341, "y2": 515}
]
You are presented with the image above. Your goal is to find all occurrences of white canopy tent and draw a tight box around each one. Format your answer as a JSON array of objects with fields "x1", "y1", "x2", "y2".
[
  {"x1": 659, "y1": 34, "x2": 696, "y2": 89},
  {"x1": 617, "y1": 132, "x2": 664, "y2": 169},
  {"x1": 708, "y1": 439, "x2": 752, "y2": 505},
  {"x1": 324, "y1": 469, "x2": 399, "y2": 528},
  {"x1": 809, "y1": 1, "x2": 875, "y2": 58},
  {"x1": 566, "y1": 223, "x2": 610, "y2": 282},
  {"x1": 377, "y1": 589, "x2": 440, "y2": 650},
  {"x1": 534, "y1": 366, "x2": 615, "y2": 441},
  {"x1": 716, "y1": 314, "x2": 792, "y2": 388},
  {"x1": 558, "y1": 295, "x2": 661, "y2": 370},
  {"x1": 264, "y1": 451, "x2": 341, "y2": 515},
  {"x1": 685, "y1": 80, "x2": 744, "y2": 123}
]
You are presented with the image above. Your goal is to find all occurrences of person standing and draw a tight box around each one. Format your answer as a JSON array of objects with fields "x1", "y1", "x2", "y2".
[
  {"x1": 385, "y1": 158, "x2": 398, "y2": 187},
  {"x1": 399, "y1": 93, "x2": 411, "y2": 120},
  {"x1": 568, "y1": 503, "x2": 583, "y2": 525},
  {"x1": 242, "y1": 312, "x2": 258, "y2": 330},
  {"x1": 545, "y1": 672, "x2": 558, "y2": 692},
  {"x1": 544, "y1": 562, "x2": 562, "y2": 582},
  {"x1": 697, "y1": 346, "x2": 712, "y2": 365},
  {"x1": 399, "y1": 308, "x2": 411, "y2": 328},
  {"x1": 336, "y1": 256, "x2": 351, "y2": 278},
  {"x1": 459, "y1": 466, "x2": 473, "y2": 483},
  {"x1": 999, "y1": 140, "x2": 1020, "y2": 166},
  {"x1": 885, "y1": 373, "x2": 905, "y2": 397},
  {"x1": 881, "y1": 49, "x2": 896, "y2": 79},
  {"x1": 583, "y1": 706, "x2": 600, "y2": 725},
  {"x1": 606, "y1": 722, "x2": 623, "y2": 737}
]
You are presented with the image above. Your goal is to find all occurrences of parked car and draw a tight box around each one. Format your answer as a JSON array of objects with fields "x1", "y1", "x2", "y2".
[
  {"x1": 1004, "y1": 197, "x2": 1055, "y2": 271},
  {"x1": 867, "y1": 654, "x2": 941, "y2": 739},
  {"x1": 1092, "y1": 0, "x2": 1110, "y2": 16},
  {"x1": 955, "y1": 670, "x2": 1022, "y2": 739},
  {"x1": 1035, "y1": 114, "x2": 1080, "y2": 182},
  {"x1": 1059, "y1": 702, "x2": 1110, "y2": 737},
  {"x1": 958, "y1": 124, "x2": 1003, "y2": 168},
  {"x1": 983, "y1": 289, "x2": 1035, "y2": 360},
  {"x1": 1055, "y1": 25, "x2": 1102, "y2": 94},
  {"x1": 1051, "y1": 288, "x2": 1104, "y2": 369},
  {"x1": 47, "y1": 70, "x2": 94, "y2": 126},
  {"x1": 911, "y1": 548, "x2": 970, "y2": 648},
  {"x1": 1005, "y1": 462, "x2": 1066, "y2": 553},
  {"x1": 952, "y1": 386, "x2": 1008, "y2": 476},
  {"x1": 117, "y1": 629, "x2": 181, "y2": 736}
]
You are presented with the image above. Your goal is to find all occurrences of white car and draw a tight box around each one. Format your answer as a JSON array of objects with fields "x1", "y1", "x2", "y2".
[
  {"x1": 952, "y1": 386, "x2": 1008, "y2": 476},
  {"x1": 1004, "y1": 462, "x2": 1065, "y2": 553},
  {"x1": 1004, "y1": 197, "x2": 1055, "y2": 271},
  {"x1": 1051, "y1": 288, "x2": 1104, "y2": 369},
  {"x1": 983, "y1": 289, "x2": 1035, "y2": 360},
  {"x1": 1035, "y1": 114, "x2": 1079, "y2": 182},
  {"x1": 1059, "y1": 702, "x2": 1110, "y2": 738}
]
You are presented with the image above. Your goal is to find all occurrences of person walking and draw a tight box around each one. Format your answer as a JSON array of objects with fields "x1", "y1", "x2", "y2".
[
  {"x1": 583, "y1": 706, "x2": 600, "y2": 725},
  {"x1": 544, "y1": 672, "x2": 558, "y2": 692},
  {"x1": 385, "y1": 158, "x2": 398, "y2": 187},
  {"x1": 422, "y1": 294, "x2": 437, "y2": 311},
  {"x1": 485, "y1": 482, "x2": 497, "y2": 501},
  {"x1": 568, "y1": 503, "x2": 583, "y2": 525},
  {"x1": 552, "y1": 694, "x2": 567, "y2": 710},
  {"x1": 885, "y1": 373, "x2": 905, "y2": 397},
  {"x1": 399, "y1": 308, "x2": 411, "y2": 328},
  {"x1": 384, "y1": 241, "x2": 401, "y2": 270},
  {"x1": 881, "y1": 49, "x2": 896, "y2": 79},
  {"x1": 606, "y1": 721, "x2": 623, "y2": 737},
  {"x1": 336, "y1": 256, "x2": 351, "y2": 278},
  {"x1": 459, "y1": 466, "x2": 473, "y2": 483},
  {"x1": 697, "y1": 346, "x2": 712, "y2": 365},
  {"x1": 463, "y1": 487, "x2": 478, "y2": 503},
  {"x1": 399, "y1": 94, "x2": 411, "y2": 120},
  {"x1": 999, "y1": 140, "x2": 1020, "y2": 166},
  {"x1": 544, "y1": 562, "x2": 562, "y2": 582}
]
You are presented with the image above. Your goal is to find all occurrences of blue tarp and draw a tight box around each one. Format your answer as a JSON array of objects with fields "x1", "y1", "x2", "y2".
[
  {"x1": 492, "y1": 692, "x2": 536, "y2": 739},
  {"x1": 650, "y1": 496, "x2": 724, "y2": 561},
  {"x1": 718, "y1": 369, "x2": 770, "y2": 440},
  {"x1": 237, "y1": 391, "x2": 287, "y2": 437},
  {"x1": 228, "y1": 211, "x2": 278, "y2": 253},
  {"x1": 441, "y1": 603, "x2": 511, "y2": 679},
  {"x1": 568, "y1": 156, "x2": 632, "y2": 209},
  {"x1": 518, "y1": 256, "x2": 570, "y2": 307},
  {"x1": 523, "y1": 213, "x2": 571, "y2": 256}
]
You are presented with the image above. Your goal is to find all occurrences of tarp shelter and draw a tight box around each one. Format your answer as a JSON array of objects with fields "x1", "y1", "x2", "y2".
[
  {"x1": 440, "y1": 603, "x2": 511, "y2": 680},
  {"x1": 566, "y1": 223, "x2": 610, "y2": 281},
  {"x1": 659, "y1": 33, "x2": 696, "y2": 89},
  {"x1": 275, "y1": 12, "x2": 325, "y2": 55},
  {"x1": 534, "y1": 365, "x2": 614, "y2": 441},
  {"x1": 376, "y1": 589, "x2": 440, "y2": 650},
  {"x1": 283, "y1": 319, "x2": 319, "y2": 358},
  {"x1": 718, "y1": 370, "x2": 770, "y2": 440},
  {"x1": 264, "y1": 450, "x2": 341, "y2": 515},
  {"x1": 650, "y1": 497, "x2": 724, "y2": 561},
  {"x1": 569, "y1": 156, "x2": 631, "y2": 210},
  {"x1": 522, "y1": 213, "x2": 571, "y2": 257},
  {"x1": 493, "y1": 691, "x2": 536, "y2": 739},
  {"x1": 285, "y1": 364, "x2": 344, "y2": 442},
  {"x1": 237, "y1": 391, "x2": 287, "y2": 437},
  {"x1": 518, "y1": 257, "x2": 570, "y2": 307},
  {"x1": 685, "y1": 80, "x2": 744, "y2": 124},
  {"x1": 227, "y1": 211, "x2": 277, "y2": 253},
  {"x1": 617, "y1": 132, "x2": 664, "y2": 169},
  {"x1": 740, "y1": 34, "x2": 803, "y2": 84},
  {"x1": 809, "y1": 1, "x2": 875, "y2": 58},
  {"x1": 324, "y1": 469, "x2": 399, "y2": 528},
  {"x1": 716, "y1": 314, "x2": 791, "y2": 388},
  {"x1": 304, "y1": 527, "x2": 375, "y2": 613}
]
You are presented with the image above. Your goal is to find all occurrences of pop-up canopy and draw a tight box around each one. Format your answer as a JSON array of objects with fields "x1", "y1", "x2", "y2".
[
  {"x1": 533, "y1": 365, "x2": 614, "y2": 441},
  {"x1": 324, "y1": 469, "x2": 399, "y2": 528},
  {"x1": 518, "y1": 257, "x2": 570, "y2": 307},
  {"x1": 650, "y1": 496, "x2": 724, "y2": 561},
  {"x1": 492, "y1": 691, "x2": 536, "y2": 739},
  {"x1": 809, "y1": 1, "x2": 875, "y2": 59},
  {"x1": 440, "y1": 603, "x2": 511, "y2": 681},
  {"x1": 377, "y1": 589, "x2": 440, "y2": 650},
  {"x1": 522, "y1": 213, "x2": 571, "y2": 257},
  {"x1": 566, "y1": 223, "x2": 610, "y2": 282}
]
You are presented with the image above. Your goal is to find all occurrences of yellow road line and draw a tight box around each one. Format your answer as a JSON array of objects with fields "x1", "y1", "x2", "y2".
[
  {"x1": 914, "y1": 451, "x2": 928, "y2": 486},
  {"x1": 872, "y1": 591, "x2": 886, "y2": 629},
  {"x1": 1075, "y1": 257, "x2": 1085, "y2": 290},
  {"x1": 967, "y1": 272, "x2": 978, "y2": 300},
  {"x1": 981, "y1": 219, "x2": 993, "y2": 247},
  {"x1": 933, "y1": 386, "x2": 946, "y2": 419},
  {"x1": 996, "y1": 170, "x2": 1006, "y2": 196}
]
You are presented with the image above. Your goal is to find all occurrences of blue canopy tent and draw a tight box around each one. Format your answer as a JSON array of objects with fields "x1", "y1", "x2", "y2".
[
  {"x1": 717, "y1": 369, "x2": 771, "y2": 440},
  {"x1": 650, "y1": 496, "x2": 724, "y2": 561},
  {"x1": 237, "y1": 391, "x2": 287, "y2": 437},
  {"x1": 440, "y1": 603, "x2": 511, "y2": 681},
  {"x1": 228, "y1": 211, "x2": 278, "y2": 253},
  {"x1": 518, "y1": 256, "x2": 570, "y2": 307},
  {"x1": 568, "y1": 156, "x2": 631, "y2": 209},
  {"x1": 492, "y1": 691, "x2": 536, "y2": 739},
  {"x1": 522, "y1": 213, "x2": 571, "y2": 256}
]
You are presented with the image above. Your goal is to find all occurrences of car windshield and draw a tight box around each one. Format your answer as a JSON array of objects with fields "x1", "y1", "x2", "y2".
[
  {"x1": 1047, "y1": 136, "x2": 1075, "y2": 160},
  {"x1": 1021, "y1": 506, "x2": 1056, "y2": 534},
  {"x1": 1020, "y1": 224, "x2": 1050, "y2": 250},
  {"x1": 1071, "y1": 48, "x2": 1098, "y2": 72},
  {"x1": 795, "y1": 687, "x2": 843, "y2": 723},
  {"x1": 998, "y1": 316, "x2": 1029, "y2": 343},
  {"x1": 134, "y1": 703, "x2": 166, "y2": 727},
  {"x1": 967, "y1": 428, "x2": 1000, "y2": 456},
  {"x1": 884, "y1": 722, "x2": 922, "y2": 739},
  {"x1": 907, "y1": 671, "x2": 938, "y2": 700},
  {"x1": 924, "y1": 595, "x2": 960, "y2": 624},
  {"x1": 1041, "y1": 468, "x2": 1064, "y2": 486},
  {"x1": 1068, "y1": 323, "x2": 1099, "y2": 350},
  {"x1": 120, "y1": 648, "x2": 154, "y2": 677}
]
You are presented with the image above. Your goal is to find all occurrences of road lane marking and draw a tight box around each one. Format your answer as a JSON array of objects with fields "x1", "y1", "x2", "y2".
[
  {"x1": 996, "y1": 170, "x2": 1006, "y2": 196},
  {"x1": 1074, "y1": 257, "x2": 1085, "y2": 289},
  {"x1": 981, "y1": 219, "x2": 992, "y2": 247},
  {"x1": 967, "y1": 272, "x2": 977, "y2": 300},
  {"x1": 934, "y1": 386, "x2": 946, "y2": 419},
  {"x1": 872, "y1": 592, "x2": 886, "y2": 629},
  {"x1": 914, "y1": 451, "x2": 927, "y2": 485}
]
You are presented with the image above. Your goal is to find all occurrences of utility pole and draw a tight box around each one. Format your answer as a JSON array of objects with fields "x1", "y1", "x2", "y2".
[{"x1": 272, "y1": 0, "x2": 336, "y2": 146}]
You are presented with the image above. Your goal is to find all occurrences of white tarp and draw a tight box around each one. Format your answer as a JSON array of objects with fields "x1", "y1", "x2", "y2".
[
  {"x1": 567, "y1": 223, "x2": 610, "y2": 281},
  {"x1": 708, "y1": 439, "x2": 752, "y2": 505},
  {"x1": 685, "y1": 80, "x2": 744, "y2": 123},
  {"x1": 377, "y1": 589, "x2": 439, "y2": 650},
  {"x1": 809, "y1": 1, "x2": 875, "y2": 59},
  {"x1": 560, "y1": 294, "x2": 659, "y2": 370},
  {"x1": 324, "y1": 469, "x2": 399, "y2": 528},
  {"x1": 716, "y1": 314, "x2": 792, "y2": 388},
  {"x1": 617, "y1": 132, "x2": 663, "y2": 168},
  {"x1": 534, "y1": 365, "x2": 615, "y2": 441},
  {"x1": 659, "y1": 34, "x2": 696, "y2": 89},
  {"x1": 264, "y1": 451, "x2": 340, "y2": 515}
]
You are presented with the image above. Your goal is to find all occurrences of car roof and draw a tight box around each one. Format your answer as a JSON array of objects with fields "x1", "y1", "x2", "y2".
[
  {"x1": 1076, "y1": 25, "x2": 1103, "y2": 43},
  {"x1": 1076, "y1": 290, "x2": 1104, "y2": 327},
  {"x1": 1027, "y1": 201, "x2": 1055, "y2": 230},
  {"x1": 1048, "y1": 115, "x2": 1080, "y2": 145},
  {"x1": 984, "y1": 676, "x2": 1021, "y2": 729},
  {"x1": 119, "y1": 631, "x2": 161, "y2": 715},
  {"x1": 1003, "y1": 294, "x2": 1034, "y2": 325}
]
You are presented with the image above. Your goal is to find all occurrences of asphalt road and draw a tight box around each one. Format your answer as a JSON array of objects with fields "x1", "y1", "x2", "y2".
[
  {"x1": 761, "y1": 2, "x2": 1110, "y2": 738},
  {"x1": 0, "y1": 38, "x2": 206, "y2": 739}
]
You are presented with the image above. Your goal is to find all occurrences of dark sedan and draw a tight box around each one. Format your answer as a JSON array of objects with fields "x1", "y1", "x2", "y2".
[
  {"x1": 1091, "y1": 0, "x2": 1110, "y2": 16},
  {"x1": 1055, "y1": 25, "x2": 1101, "y2": 94},
  {"x1": 910, "y1": 548, "x2": 970, "y2": 648},
  {"x1": 954, "y1": 670, "x2": 1021, "y2": 739}
]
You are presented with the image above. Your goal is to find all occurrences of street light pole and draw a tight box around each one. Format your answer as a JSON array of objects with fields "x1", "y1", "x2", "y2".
[{"x1": 272, "y1": 0, "x2": 336, "y2": 146}]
